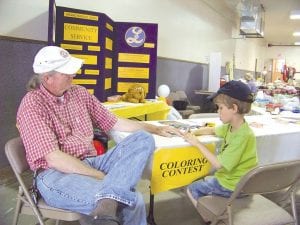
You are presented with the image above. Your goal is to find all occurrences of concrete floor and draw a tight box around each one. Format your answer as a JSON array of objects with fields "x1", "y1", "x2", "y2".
[{"x1": 0, "y1": 166, "x2": 206, "y2": 225}]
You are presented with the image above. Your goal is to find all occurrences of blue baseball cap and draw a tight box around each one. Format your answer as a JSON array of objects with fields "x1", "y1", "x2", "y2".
[{"x1": 208, "y1": 80, "x2": 254, "y2": 103}]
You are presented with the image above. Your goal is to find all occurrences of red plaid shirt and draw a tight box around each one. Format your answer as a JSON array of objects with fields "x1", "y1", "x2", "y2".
[{"x1": 17, "y1": 85, "x2": 117, "y2": 170}]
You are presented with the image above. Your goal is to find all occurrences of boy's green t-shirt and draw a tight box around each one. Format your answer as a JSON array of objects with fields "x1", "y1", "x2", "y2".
[{"x1": 214, "y1": 122, "x2": 258, "y2": 191}]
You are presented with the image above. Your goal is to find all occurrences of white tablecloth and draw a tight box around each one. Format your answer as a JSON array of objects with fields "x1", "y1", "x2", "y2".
[
  {"x1": 170, "y1": 115, "x2": 300, "y2": 165},
  {"x1": 111, "y1": 114, "x2": 300, "y2": 179}
]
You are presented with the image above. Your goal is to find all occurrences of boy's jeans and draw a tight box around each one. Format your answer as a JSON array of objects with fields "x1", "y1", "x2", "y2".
[
  {"x1": 188, "y1": 176, "x2": 233, "y2": 200},
  {"x1": 36, "y1": 131, "x2": 155, "y2": 225}
]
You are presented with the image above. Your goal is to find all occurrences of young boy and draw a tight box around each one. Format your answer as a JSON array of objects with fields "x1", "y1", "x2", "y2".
[{"x1": 183, "y1": 80, "x2": 258, "y2": 207}]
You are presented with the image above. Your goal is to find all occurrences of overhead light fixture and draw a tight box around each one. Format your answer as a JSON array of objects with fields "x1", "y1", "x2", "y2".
[
  {"x1": 293, "y1": 32, "x2": 300, "y2": 36},
  {"x1": 290, "y1": 10, "x2": 300, "y2": 19}
]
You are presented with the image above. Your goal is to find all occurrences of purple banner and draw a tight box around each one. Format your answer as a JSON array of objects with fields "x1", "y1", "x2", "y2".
[{"x1": 48, "y1": 1, "x2": 158, "y2": 101}]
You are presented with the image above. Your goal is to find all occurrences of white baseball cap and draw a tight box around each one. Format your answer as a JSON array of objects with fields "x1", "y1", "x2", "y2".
[{"x1": 33, "y1": 46, "x2": 84, "y2": 75}]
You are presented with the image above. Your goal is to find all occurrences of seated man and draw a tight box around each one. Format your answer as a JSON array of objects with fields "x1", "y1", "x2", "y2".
[{"x1": 17, "y1": 46, "x2": 181, "y2": 225}]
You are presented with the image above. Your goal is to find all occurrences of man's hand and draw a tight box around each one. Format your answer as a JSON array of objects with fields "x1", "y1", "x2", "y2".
[
  {"x1": 45, "y1": 150, "x2": 106, "y2": 179},
  {"x1": 155, "y1": 125, "x2": 182, "y2": 137}
]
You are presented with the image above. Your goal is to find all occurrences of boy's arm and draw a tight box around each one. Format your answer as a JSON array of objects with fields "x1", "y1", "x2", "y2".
[
  {"x1": 193, "y1": 141, "x2": 222, "y2": 169},
  {"x1": 192, "y1": 127, "x2": 215, "y2": 136},
  {"x1": 182, "y1": 132, "x2": 221, "y2": 169}
]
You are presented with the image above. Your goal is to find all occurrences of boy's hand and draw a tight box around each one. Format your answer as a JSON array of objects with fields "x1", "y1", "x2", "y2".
[{"x1": 182, "y1": 131, "x2": 201, "y2": 147}]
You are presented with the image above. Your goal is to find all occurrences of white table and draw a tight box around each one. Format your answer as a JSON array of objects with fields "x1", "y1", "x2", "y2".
[
  {"x1": 112, "y1": 114, "x2": 300, "y2": 178},
  {"x1": 112, "y1": 114, "x2": 300, "y2": 225},
  {"x1": 186, "y1": 115, "x2": 300, "y2": 163},
  {"x1": 246, "y1": 114, "x2": 300, "y2": 165},
  {"x1": 152, "y1": 114, "x2": 300, "y2": 163}
]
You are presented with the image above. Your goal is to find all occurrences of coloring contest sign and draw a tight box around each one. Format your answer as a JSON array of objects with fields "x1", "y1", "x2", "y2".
[{"x1": 151, "y1": 144, "x2": 215, "y2": 194}]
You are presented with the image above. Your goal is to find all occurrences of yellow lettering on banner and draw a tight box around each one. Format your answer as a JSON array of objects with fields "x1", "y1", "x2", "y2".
[
  {"x1": 72, "y1": 79, "x2": 97, "y2": 85},
  {"x1": 64, "y1": 12, "x2": 98, "y2": 21},
  {"x1": 105, "y1": 57, "x2": 112, "y2": 69},
  {"x1": 88, "y1": 45, "x2": 100, "y2": 51},
  {"x1": 72, "y1": 54, "x2": 97, "y2": 65},
  {"x1": 105, "y1": 38, "x2": 113, "y2": 51},
  {"x1": 105, "y1": 78, "x2": 112, "y2": 90},
  {"x1": 106, "y1": 23, "x2": 113, "y2": 31},
  {"x1": 118, "y1": 53, "x2": 150, "y2": 64},
  {"x1": 60, "y1": 43, "x2": 83, "y2": 50},
  {"x1": 117, "y1": 82, "x2": 149, "y2": 93},
  {"x1": 85, "y1": 69, "x2": 99, "y2": 75},
  {"x1": 64, "y1": 23, "x2": 98, "y2": 43},
  {"x1": 151, "y1": 144, "x2": 215, "y2": 194},
  {"x1": 118, "y1": 67, "x2": 149, "y2": 79},
  {"x1": 144, "y1": 43, "x2": 155, "y2": 48},
  {"x1": 87, "y1": 89, "x2": 94, "y2": 95},
  {"x1": 76, "y1": 69, "x2": 82, "y2": 75}
]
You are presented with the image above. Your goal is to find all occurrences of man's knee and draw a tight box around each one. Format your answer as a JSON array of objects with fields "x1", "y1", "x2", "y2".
[{"x1": 137, "y1": 130, "x2": 155, "y2": 150}]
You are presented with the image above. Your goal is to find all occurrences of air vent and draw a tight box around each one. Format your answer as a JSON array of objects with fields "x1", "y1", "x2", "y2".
[{"x1": 239, "y1": 0, "x2": 265, "y2": 38}]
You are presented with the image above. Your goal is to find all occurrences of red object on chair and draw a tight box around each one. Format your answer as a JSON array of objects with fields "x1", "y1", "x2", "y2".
[
  {"x1": 93, "y1": 140, "x2": 106, "y2": 155},
  {"x1": 282, "y1": 64, "x2": 288, "y2": 82}
]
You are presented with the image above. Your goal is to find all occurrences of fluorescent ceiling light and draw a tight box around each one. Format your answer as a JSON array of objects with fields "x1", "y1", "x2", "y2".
[
  {"x1": 294, "y1": 42, "x2": 300, "y2": 45},
  {"x1": 290, "y1": 10, "x2": 300, "y2": 19},
  {"x1": 293, "y1": 32, "x2": 300, "y2": 36}
]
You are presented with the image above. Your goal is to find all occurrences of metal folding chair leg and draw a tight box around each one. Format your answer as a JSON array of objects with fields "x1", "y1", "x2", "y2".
[{"x1": 5, "y1": 137, "x2": 82, "y2": 225}]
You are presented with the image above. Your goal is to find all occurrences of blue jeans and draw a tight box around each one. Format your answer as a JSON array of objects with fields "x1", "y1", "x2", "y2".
[
  {"x1": 36, "y1": 131, "x2": 155, "y2": 225},
  {"x1": 188, "y1": 176, "x2": 233, "y2": 201}
]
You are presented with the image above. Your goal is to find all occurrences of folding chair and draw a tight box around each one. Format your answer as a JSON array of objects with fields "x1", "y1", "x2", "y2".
[
  {"x1": 5, "y1": 137, "x2": 82, "y2": 225},
  {"x1": 168, "y1": 91, "x2": 200, "y2": 118},
  {"x1": 263, "y1": 184, "x2": 300, "y2": 222},
  {"x1": 188, "y1": 160, "x2": 300, "y2": 225},
  {"x1": 174, "y1": 90, "x2": 201, "y2": 112}
]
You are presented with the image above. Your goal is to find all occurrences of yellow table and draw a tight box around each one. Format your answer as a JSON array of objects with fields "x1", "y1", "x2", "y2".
[{"x1": 104, "y1": 100, "x2": 170, "y2": 121}]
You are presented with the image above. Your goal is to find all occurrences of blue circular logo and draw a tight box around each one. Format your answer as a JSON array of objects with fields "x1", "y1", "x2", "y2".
[{"x1": 125, "y1": 27, "x2": 146, "y2": 47}]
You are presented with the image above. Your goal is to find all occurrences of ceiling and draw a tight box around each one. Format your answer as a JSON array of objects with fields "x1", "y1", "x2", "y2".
[{"x1": 225, "y1": 0, "x2": 300, "y2": 46}]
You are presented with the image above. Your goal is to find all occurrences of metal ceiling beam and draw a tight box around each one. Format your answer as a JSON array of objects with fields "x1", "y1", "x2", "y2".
[{"x1": 268, "y1": 43, "x2": 300, "y2": 47}]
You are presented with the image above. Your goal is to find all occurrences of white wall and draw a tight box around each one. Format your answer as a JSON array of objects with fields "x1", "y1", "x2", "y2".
[
  {"x1": 234, "y1": 38, "x2": 267, "y2": 71},
  {"x1": 0, "y1": 0, "x2": 269, "y2": 71},
  {"x1": 0, "y1": 0, "x2": 48, "y2": 41}
]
